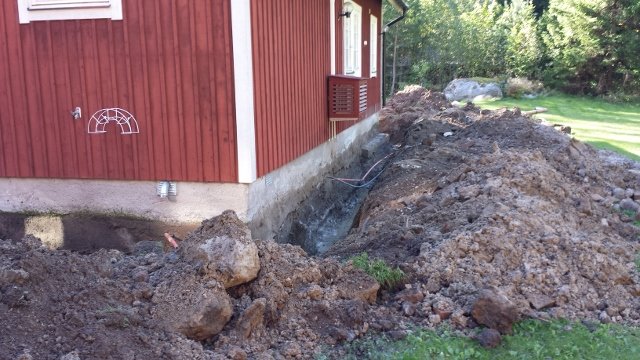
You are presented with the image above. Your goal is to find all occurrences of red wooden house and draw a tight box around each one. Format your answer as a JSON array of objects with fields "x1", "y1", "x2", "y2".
[{"x1": 0, "y1": 0, "x2": 407, "y2": 237}]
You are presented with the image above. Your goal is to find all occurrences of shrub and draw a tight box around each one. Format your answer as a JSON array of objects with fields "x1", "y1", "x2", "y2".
[
  {"x1": 351, "y1": 252, "x2": 405, "y2": 290},
  {"x1": 505, "y1": 77, "x2": 544, "y2": 98}
]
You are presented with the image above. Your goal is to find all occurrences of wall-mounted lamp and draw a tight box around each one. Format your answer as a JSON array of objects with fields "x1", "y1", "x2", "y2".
[{"x1": 339, "y1": 2, "x2": 353, "y2": 18}]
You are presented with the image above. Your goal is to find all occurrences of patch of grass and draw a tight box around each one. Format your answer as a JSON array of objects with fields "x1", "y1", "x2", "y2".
[
  {"x1": 477, "y1": 94, "x2": 640, "y2": 161},
  {"x1": 342, "y1": 319, "x2": 640, "y2": 359},
  {"x1": 351, "y1": 252, "x2": 405, "y2": 290}
]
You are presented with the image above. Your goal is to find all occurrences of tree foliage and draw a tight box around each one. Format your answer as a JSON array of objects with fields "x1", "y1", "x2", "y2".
[
  {"x1": 383, "y1": 0, "x2": 640, "y2": 96},
  {"x1": 541, "y1": 0, "x2": 640, "y2": 94}
]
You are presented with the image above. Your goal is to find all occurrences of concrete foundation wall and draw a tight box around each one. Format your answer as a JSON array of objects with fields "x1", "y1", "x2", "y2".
[
  {"x1": 0, "y1": 178, "x2": 249, "y2": 224},
  {"x1": 1, "y1": 113, "x2": 379, "y2": 244},
  {"x1": 248, "y1": 114, "x2": 379, "y2": 240}
]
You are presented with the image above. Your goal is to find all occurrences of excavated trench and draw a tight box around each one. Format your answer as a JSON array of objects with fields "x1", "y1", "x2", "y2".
[
  {"x1": 275, "y1": 133, "x2": 392, "y2": 255},
  {"x1": 0, "y1": 212, "x2": 195, "y2": 253}
]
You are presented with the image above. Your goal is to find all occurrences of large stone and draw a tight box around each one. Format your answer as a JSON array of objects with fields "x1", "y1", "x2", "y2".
[
  {"x1": 179, "y1": 210, "x2": 261, "y2": 288},
  {"x1": 477, "y1": 328, "x2": 502, "y2": 348},
  {"x1": 336, "y1": 269, "x2": 380, "y2": 304},
  {"x1": 236, "y1": 298, "x2": 266, "y2": 339},
  {"x1": 181, "y1": 234, "x2": 260, "y2": 289},
  {"x1": 619, "y1": 198, "x2": 640, "y2": 213},
  {"x1": 152, "y1": 275, "x2": 233, "y2": 341},
  {"x1": 471, "y1": 288, "x2": 519, "y2": 334},
  {"x1": 394, "y1": 288, "x2": 424, "y2": 304},
  {"x1": 527, "y1": 293, "x2": 556, "y2": 310},
  {"x1": 432, "y1": 299, "x2": 455, "y2": 320},
  {"x1": 443, "y1": 79, "x2": 502, "y2": 102}
]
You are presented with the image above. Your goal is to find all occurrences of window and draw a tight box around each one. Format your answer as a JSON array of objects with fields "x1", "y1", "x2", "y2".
[
  {"x1": 370, "y1": 15, "x2": 378, "y2": 77},
  {"x1": 343, "y1": 1, "x2": 362, "y2": 77},
  {"x1": 17, "y1": 0, "x2": 123, "y2": 24}
]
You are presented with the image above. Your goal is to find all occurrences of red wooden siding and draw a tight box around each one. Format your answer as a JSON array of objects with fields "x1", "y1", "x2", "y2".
[
  {"x1": 251, "y1": 0, "x2": 331, "y2": 177},
  {"x1": 0, "y1": 0, "x2": 237, "y2": 182},
  {"x1": 251, "y1": 0, "x2": 382, "y2": 177}
]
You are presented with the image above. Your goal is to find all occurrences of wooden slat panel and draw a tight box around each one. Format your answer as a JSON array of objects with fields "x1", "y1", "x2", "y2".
[{"x1": 0, "y1": 0, "x2": 237, "y2": 182}]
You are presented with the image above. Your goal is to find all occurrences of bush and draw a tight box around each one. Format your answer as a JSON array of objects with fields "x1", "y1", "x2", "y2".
[
  {"x1": 351, "y1": 253, "x2": 405, "y2": 290},
  {"x1": 505, "y1": 77, "x2": 544, "y2": 98}
]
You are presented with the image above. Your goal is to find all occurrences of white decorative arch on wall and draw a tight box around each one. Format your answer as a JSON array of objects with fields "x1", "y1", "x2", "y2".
[{"x1": 88, "y1": 108, "x2": 140, "y2": 135}]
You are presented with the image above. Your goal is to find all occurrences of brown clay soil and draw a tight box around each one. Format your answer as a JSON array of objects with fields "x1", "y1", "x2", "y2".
[{"x1": 2, "y1": 86, "x2": 640, "y2": 359}]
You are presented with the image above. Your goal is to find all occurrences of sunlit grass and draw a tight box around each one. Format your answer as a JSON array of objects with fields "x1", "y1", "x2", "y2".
[
  {"x1": 477, "y1": 94, "x2": 640, "y2": 161},
  {"x1": 340, "y1": 320, "x2": 640, "y2": 360}
]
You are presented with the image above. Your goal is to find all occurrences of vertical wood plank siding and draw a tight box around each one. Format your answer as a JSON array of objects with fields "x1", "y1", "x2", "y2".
[
  {"x1": 251, "y1": 0, "x2": 331, "y2": 177},
  {"x1": 0, "y1": 0, "x2": 237, "y2": 182},
  {"x1": 251, "y1": 0, "x2": 382, "y2": 177}
]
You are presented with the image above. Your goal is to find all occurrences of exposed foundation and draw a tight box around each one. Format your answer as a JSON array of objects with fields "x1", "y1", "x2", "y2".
[
  {"x1": 0, "y1": 113, "x2": 379, "y2": 245},
  {"x1": 247, "y1": 113, "x2": 379, "y2": 241}
]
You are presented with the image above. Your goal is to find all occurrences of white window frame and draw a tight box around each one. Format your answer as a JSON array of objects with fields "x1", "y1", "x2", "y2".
[
  {"x1": 370, "y1": 15, "x2": 378, "y2": 77},
  {"x1": 343, "y1": 1, "x2": 362, "y2": 77},
  {"x1": 17, "y1": 0, "x2": 123, "y2": 24}
]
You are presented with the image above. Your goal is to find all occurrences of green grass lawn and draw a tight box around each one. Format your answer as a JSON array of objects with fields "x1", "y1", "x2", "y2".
[
  {"x1": 341, "y1": 320, "x2": 640, "y2": 360},
  {"x1": 477, "y1": 94, "x2": 640, "y2": 161}
]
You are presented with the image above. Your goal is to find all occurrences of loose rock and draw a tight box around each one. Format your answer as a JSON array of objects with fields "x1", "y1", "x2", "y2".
[{"x1": 471, "y1": 288, "x2": 519, "y2": 334}]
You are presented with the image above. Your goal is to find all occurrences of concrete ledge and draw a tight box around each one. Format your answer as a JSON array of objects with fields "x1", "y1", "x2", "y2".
[
  {"x1": 0, "y1": 178, "x2": 249, "y2": 224},
  {"x1": 248, "y1": 113, "x2": 379, "y2": 240}
]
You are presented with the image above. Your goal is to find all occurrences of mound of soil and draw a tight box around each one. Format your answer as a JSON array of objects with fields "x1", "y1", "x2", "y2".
[
  {"x1": 2, "y1": 86, "x2": 639, "y2": 359},
  {"x1": 327, "y1": 86, "x2": 640, "y2": 328},
  {"x1": 1, "y1": 212, "x2": 386, "y2": 359}
]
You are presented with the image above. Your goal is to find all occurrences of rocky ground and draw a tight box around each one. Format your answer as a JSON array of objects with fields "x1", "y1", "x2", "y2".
[{"x1": 2, "y1": 86, "x2": 640, "y2": 359}]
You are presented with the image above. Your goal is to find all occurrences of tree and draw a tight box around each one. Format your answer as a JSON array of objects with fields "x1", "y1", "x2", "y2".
[
  {"x1": 541, "y1": 0, "x2": 640, "y2": 94},
  {"x1": 500, "y1": 0, "x2": 543, "y2": 77}
]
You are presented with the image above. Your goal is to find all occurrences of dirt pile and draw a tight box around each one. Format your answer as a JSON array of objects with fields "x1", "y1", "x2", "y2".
[
  {"x1": 1, "y1": 211, "x2": 389, "y2": 359},
  {"x1": 327, "y1": 86, "x2": 640, "y2": 329}
]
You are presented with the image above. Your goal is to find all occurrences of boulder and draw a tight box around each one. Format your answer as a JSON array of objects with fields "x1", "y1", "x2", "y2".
[
  {"x1": 236, "y1": 298, "x2": 266, "y2": 339},
  {"x1": 476, "y1": 328, "x2": 502, "y2": 348},
  {"x1": 152, "y1": 275, "x2": 233, "y2": 341},
  {"x1": 527, "y1": 293, "x2": 556, "y2": 310},
  {"x1": 619, "y1": 198, "x2": 640, "y2": 213},
  {"x1": 444, "y1": 79, "x2": 502, "y2": 102},
  {"x1": 180, "y1": 238, "x2": 259, "y2": 290},
  {"x1": 471, "y1": 287, "x2": 519, "y2": 334},
  {"x1": 336, "y1": 269, "x2": 380, "y2": 304},
  {"x1": 179, "y1": 211, "x2": 260, "y2": 289}
]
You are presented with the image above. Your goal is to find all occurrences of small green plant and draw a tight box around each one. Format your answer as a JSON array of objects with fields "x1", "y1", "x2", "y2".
[
  {"x1": 635, "y1": 254, "x2": 640, "y2": 272},
  {"x1": 622, "y1": 209, "x2": 636, "y2": 218},
  {"x1": 351, "y1": 252, "x2": 405, "y2": 290}
]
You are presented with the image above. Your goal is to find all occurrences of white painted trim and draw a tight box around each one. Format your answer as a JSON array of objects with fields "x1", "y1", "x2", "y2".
[
  {"x1": 231, "y1": 0, "x2": 257, "y2": 184},
  {"x1": 17, "y1": 0, "x2": 122, "y2": 24},
  {"x1": 343, "y1": 1, "x2": 362, "y2": 77},
  {"x1": 370, "y1": 15, "x2": 378, "y2": 77},
  {"x1": 330, "y1": 0, "x2": 336, "y2": 75}
]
